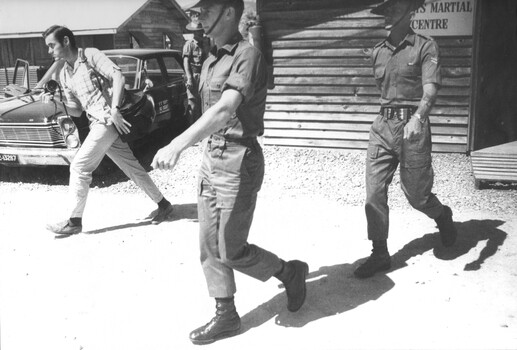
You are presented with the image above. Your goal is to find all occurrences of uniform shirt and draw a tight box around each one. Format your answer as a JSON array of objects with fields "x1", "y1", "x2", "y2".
[
  {"x1": 372, "y1": 30, "x2": 441, "y2": 106},
  {"x1": 60, "y1": 47, "x2": 121, "y2": 123},
  {"x1": 199, "y1": 33, "x2": 267, "y2": 139},
  {"x1": 183, "y1": 38, "x2": 209, "y2": 75}
]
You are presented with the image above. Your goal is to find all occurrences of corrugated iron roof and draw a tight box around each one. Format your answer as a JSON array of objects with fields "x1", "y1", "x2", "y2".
[{"x1": 0, "y1": 0, "x2": 183, "y2": 38}]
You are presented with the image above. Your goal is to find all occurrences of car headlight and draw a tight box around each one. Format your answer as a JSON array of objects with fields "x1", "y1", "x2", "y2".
[
  {"x1": 65, "y1": 134, "x2": 80, "y2": 148},
  {"x1": 57, "y1": 116, "x2": 76, "y2": 135}
]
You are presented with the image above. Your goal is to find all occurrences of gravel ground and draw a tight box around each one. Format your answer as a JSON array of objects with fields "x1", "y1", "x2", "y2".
[{"x1": 1, "y1": 145, "x2": 516, "y2": 215}]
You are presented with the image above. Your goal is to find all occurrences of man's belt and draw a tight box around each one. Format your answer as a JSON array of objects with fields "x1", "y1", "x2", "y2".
[
  {"x1": 380, "y1": 106, "x2": 417, "y2": 122},
  {"x1": 208, "y1": 134, "x2": 258, "y2": 148}
]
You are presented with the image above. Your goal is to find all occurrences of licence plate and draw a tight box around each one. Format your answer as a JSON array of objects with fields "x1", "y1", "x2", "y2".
[{"x1": 0, "y1": 153, "x2": 18, "y2": 163}]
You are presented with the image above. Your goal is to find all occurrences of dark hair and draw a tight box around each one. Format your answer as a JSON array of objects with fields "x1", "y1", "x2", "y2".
[
  {"x1": 230, "y1": 1, "x2": 244, "y2": 21},
  {"x1": 42, "y1": 25, "x2": 76, "y2": 48}
]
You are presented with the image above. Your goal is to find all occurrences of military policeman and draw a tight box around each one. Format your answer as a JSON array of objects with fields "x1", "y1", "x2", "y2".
[
  {"x1": 152, "y1": 0, "x2": 308, "y2": 344},
  {"x1": 183, "y1": 10, "x2": 210, "y2": 122},
  {"x1": 354, "y1": 0, "x2": 458, "y2": 278}
]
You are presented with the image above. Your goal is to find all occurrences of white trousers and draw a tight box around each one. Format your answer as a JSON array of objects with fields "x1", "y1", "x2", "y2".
[{"x1": 69, "y1": 122, "x2": 163, "y2": 218}]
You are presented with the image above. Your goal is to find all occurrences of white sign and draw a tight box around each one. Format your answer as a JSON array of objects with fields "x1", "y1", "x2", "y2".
[{"x1": 412, "y1": 0, "x2": 474, "y2": 36}]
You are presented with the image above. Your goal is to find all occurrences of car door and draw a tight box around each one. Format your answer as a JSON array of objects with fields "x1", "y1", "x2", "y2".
[
  {"x1": 3, "y1": 59, "x2": 31, "y2": 97},
  {"x1": 139, "y1": 56, "x2": 171, "y2": 127},
  {"x1": 161, "y1": 54, "x2": 188, "y2": 127}
]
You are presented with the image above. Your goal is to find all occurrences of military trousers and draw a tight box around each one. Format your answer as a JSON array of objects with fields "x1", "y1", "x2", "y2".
[
  {"x1": 365, "y1": 114, "x2": 444, "y2": 241},
  {"x1": 197, "y1": 135, "x2": 282, "y2": 298},
  {"x1": 186, "y1": 73, "x2": 201, "y2": 122}
]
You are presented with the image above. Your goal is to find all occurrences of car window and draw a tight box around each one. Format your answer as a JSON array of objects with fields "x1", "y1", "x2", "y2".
[
  {"x1": 108, "y1": 56, "x2": 138, "y2": 90},
  {"x1": 163, "y1": 56, "x2": 184, "y2": 81},
  {"x1": 143, "y1": 58, "x2": 166, "y2": 87}
]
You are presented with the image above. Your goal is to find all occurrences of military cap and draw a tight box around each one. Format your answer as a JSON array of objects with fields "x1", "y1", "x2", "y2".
[
  {"x1": 371, "y1": 0, "x2": 425, "y2": 15},
  {"x1": 186, "y1": 10, "x2": 203, "y2": 31}
]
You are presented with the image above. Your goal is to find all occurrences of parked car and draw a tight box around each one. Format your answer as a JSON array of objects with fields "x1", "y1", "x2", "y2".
[{"x1": 0, "y1": 49, "x2": 189, "y2": 167}]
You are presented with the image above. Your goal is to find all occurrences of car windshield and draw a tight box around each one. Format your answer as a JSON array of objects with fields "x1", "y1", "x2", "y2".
[{"x1": 107, "y1": 56, "x2": 139, "y2": 90}]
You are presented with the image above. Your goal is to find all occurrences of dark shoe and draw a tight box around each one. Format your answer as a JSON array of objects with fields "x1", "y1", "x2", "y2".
[
  {"x1": 279, "y1": 260, "x2": 309, "y2": 312},
  {"x1": 435, "y1": 205, "x2": 457, "y2": 247},
  {"x1": 46, "y1": 220, "x2": 82, "y2": 235},
  {"x1": 151, "y1": 204, "x2": 174, "y2": 225},
  {"x1": 354, "y1": 252, "x2": 391, "y2": 278},
  {"x1": 189, "y1": 300, "x2": 241, "y2": 345}
]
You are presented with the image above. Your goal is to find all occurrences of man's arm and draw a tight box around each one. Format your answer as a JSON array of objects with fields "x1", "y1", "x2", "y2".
[
  {"x1": 41, "y1": 64, "x2": 83, "y2": 117},
  {"x1": 184, "y1": 56, "x2": 194, "y2": 90},
  {"x1": 85, "y1": 47, "x2": 130, "y2": 133},
  {"x1": 108, "y1": 69, "x2": 130, "y2": 134},
  {"x1": 404, "y1": 82, "x2": 438, "y2": 141},
  {"x1": 415, "y1": 82, "x2": 438, "y2": 119},
  {"x1": 183, "y1": 42, "x2": 194, "y2": 89},
  {"x1": 151, "y1": 89, "x2": 242, "y2": 170},
  {"x1": 184, "y1": 56, "x2": 193, "y2": 82}
]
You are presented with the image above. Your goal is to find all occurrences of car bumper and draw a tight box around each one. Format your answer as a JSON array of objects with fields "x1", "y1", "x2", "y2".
[{"x1": 0, "y1": 146, "x2": 78, "y2": 166}]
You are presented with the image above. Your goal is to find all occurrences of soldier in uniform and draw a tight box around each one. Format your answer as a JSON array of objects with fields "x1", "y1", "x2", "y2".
[
  {"x1": 183, "y1": 10, "x2": 210, "y2": 122},
  {"x1": 354, "y1": 0, "x2": 458, "y2": 278},
  {"x1": 153, "y1": 0, "x2": 308, "y2": 344}
]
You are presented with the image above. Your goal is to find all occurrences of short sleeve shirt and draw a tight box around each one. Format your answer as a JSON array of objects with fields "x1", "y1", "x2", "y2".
[
  {"x1": 199, "y1": 33, "x2": 267, "y2": 139},
  {"x1": 372, "y1": 30, "x2": 441, "y2": 106},
  {"x1": 60, "y1": 47, "x2": 121, "y2": 123},
  {"x1": 182, "y1": 38, "x2": 209, "y2": 75}
]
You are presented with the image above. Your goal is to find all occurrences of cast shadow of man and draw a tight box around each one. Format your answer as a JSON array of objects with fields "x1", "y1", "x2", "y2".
[
  {"x1": 391, "y1": 218, "x2": 508, "y2": 272},
  {"x1": 241, "y1": 262, "x2": 395, "y2": 330},
  {"x1": 54, "y1": 203, "x2": 198, "y2": 238},
  {"x1": 240, "y1": 218, "x2": 507, "y2": 330}
]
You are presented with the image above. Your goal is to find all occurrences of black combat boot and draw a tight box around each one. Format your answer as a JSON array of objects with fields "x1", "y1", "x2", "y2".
[
  {"x1": 354, "y1": 240, "x2": 391, "y2": 278},
  {"x1": 275, "y1": 260, "x2": 309, "y2": 312},
  {"x1": 189, "y1": 297, "x2": 241, "y2": 345},
  {"x1": 435, "y1": 205, "x2": 457, "y2": 247}
]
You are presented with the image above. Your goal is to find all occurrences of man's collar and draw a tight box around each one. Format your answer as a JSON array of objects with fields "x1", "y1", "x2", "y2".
[
  {"x1": 403, "y1": 29, "x2": 416, "y2": 46},
  {"x1": 381, "y1": 29, "x2": 417, "y2": 49},
  {"x1": 210, "y1": 32, "x2": 243, "y2": 56},
  {"x1": 63, "y1": 52, "x2": 81, "y2": 71}
]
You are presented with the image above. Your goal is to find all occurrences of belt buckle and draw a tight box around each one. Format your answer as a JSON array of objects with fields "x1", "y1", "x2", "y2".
[{"x1": 400, "y1": 108, "x2": 411, "y2": 122}]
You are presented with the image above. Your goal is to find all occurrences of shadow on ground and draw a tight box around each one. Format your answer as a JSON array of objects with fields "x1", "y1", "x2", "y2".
[
  {"x1": 392, "y1": 219, "x2": 508, "y2": 272},
  {"x1": 239, "y1": 218, "x2": 508, "y2": 331},
  {"x1": 54, "y1": 203, "x2": 198, "y2": 239}
]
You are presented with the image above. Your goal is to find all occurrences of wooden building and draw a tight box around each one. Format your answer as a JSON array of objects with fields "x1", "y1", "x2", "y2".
[
  {"x1": 0, "y1": 0, "x2": 189, "y2": 69},
  {"x1": 469, "y1": 0, "x2": 517, "y2": 186},
  {"x1": 257, "y1": 0, "x2": 477, "y2": 153}
]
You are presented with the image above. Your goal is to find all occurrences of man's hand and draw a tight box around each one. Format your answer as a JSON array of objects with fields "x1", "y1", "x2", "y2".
[
  {"x1": 186, "y1": 77, "x2": 193, "y2": 89},
  {"x1": 110, "y1": 108, "x2": 131, "y2": 134},
  {"x1": 40, "y1": 92, "x2": 54, "y2": 104},
  {"x1": 404, "y1": 116, "x2": 424, "y2": 142},
  {"x1": 151, "y1": 142, "x2": 182, "y2": 170}
]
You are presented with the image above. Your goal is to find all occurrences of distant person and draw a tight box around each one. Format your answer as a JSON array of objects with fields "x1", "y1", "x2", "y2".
[
  {"x1": 354, "y1": 0, "x2": 457, "y2": 278},
  {"x1": 153, "y1": 0, "x2": 308, "y2": 344},
  {"x1": 183, "y1": 11, "x2": 210, "y2": 122},
  {"x1": 41, "y1": 25, "x2": 174, "y2": 235}
]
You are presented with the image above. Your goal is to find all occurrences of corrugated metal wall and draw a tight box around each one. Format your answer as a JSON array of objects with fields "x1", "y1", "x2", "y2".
[{"x1": 258, "y1": 0, "x2": 472, "y2": 153}]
